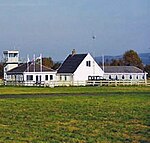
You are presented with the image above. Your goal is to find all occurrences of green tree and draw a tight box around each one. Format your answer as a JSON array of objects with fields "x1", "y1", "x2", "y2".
[
  {"x1": 52, "y1": 62, "x2": 61, "y2": 70},
  {"x1": 40, "y1": 57, "x2": 61, "y2": 70},
  {"x1": 144, "y1": 65, "x2": 150, "y2": 78},
  {"x1": 0, "y1": 63, "x2": 3, "y2": 79},
  {"x1": 123, "y1": 50, "x2": 143, "y2": 69},
  {"x1": 110, "y1": 59, "x2": 123, "y2": 66},
  {"x1": 42, "y1": 57, "x2": 54, "y2": 68}
]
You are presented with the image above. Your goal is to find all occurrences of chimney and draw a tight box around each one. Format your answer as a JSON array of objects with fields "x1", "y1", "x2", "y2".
[{"x1": 72, "y1": 49, "x2": 76, "y2": 56}]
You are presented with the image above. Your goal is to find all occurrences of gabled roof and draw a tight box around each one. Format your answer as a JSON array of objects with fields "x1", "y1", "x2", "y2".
[
  {"x1": 57, "y1": 54, "x2": 87, "y2": 74},
  {"x1": 104, "y1": 66, "x2": 144, "y2": 73},
  {"x1": 7, "y1": 62, "x2": 55, "y2": 75}
]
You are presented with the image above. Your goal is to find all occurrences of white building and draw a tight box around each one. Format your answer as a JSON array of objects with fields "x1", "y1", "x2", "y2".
[
  {"x1": 3, "y1": 50, "x2": 19, "y2": 80},
  {"x1": 3, "y1": 50, "x2": 147, "y2": 86},
  {"x1": 3, "y1": 50, "x2": 56, "y2": 86},
  {"x1": 103, "y1": 66, "x2": 147, "y2": 82},
  {"x1": 6, "y1": 62, "x2": 57, "y2": 86},
  {"x1": 57, "y1": 50, "x2": 104, "y2": 86}
]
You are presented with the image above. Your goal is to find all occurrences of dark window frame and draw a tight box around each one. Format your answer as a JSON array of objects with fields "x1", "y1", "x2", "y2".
[
  {"x1": 64, "y1": 75, "x2": 67, "y2": 81},
  {"x1": 142, "y1": 75, "x2": 145, "y2": 79},
  {"x1": 45, "y1": 75, "x2": 48, "y2": 81},
  {"x1": 130, "y1": 75, "x2": 132, "y2": 79},
  {"x1": 86, "y1": 61, "x2": 91, "y2": 67},
  {"x1": 115, "y1": 75, "x2": 118, "y2": 80},
  {"x1": 109, "y1": 75, "x2": 111, "y2": 79},
  {"x1": 27, "y1": 75, "x2": 33, "y2": 81},
  {"x1": 50, "y1": 75, "x2": 53, "y2": 80}
]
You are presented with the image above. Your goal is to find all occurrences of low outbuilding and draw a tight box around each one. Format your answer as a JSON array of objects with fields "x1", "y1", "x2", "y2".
[
  {"x1": 6, "y1": 62, "x2": 57, "y2": 86},
  {"x1": 103, "y1": 66, "x2": 147, "y2": 81}
]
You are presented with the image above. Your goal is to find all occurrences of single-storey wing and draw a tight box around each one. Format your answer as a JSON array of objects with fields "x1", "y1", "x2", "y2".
[
  {"x1": 103, "y1": 66, "x2": 147, "y2": 81},
  {"x1": 6, "y1": 62, "x2": 57, "y2": 86}
]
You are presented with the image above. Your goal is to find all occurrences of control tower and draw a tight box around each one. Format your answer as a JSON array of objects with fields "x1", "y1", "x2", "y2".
[{"x1": 3, "y1": 50, "x2": 19, "y2": 80}]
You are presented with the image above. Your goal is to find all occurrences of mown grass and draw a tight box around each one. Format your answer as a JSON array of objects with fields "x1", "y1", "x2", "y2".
[
  {"x1": 0, "y1": 92, "x2": 150, "y2": 142},
  {"x1": 0, "y1": 86, "x2": 150, "y2": 95}
]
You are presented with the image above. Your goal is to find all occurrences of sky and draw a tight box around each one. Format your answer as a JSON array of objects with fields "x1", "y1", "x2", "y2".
[{"x1": 0, "y1": 0, "x2": 150, "y2": 61}]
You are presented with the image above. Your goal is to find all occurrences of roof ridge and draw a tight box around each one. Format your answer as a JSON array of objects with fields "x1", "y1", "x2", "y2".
[
  {"x1": 104, "y1": 66, "x2": 143, "y2": 73},
  {"x1": 27, "y1": 62, "x2": 55, "y2": 72}
]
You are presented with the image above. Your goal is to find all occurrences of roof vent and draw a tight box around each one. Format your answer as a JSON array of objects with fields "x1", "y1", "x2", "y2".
[{"x1": 72, "y1": 49, "x2": 76, "y2": 56}]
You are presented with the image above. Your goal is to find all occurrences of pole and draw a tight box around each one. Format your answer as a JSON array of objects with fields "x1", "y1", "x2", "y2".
[
  {"x1": 92, "y1": 35, "x2": 96, "y2": 75},
  {"x1": 33, "y1": 54, "x2": 35, "y2": 72},
  {"x1": 102, "y1": 54, "x2": 105, "y2": 71},
  {"x1": 40, "y1": 54, "x2": 42, "y2": 72},
  {"x1": 27, "y1": 54, "x2": 29, "y2": 72}
]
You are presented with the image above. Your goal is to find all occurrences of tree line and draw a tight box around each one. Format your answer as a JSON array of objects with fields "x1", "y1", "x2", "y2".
[
  {"x1": 100, "y1": 50, "x2": 143, "y2": 68},
  {"x1": 99, "y1": 50, "x2": 150, "y2": 77},
  {"x1": 41, "y1": 57, "x2": 61, "y2": 70}
]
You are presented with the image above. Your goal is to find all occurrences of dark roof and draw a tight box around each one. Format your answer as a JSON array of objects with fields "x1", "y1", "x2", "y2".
[
  {"x1": 104, "y1": 66, "x2": 144, "y2": 73},
  {"x1": 7, "y1": 62, "x2": 54, "y2": 75},
  {"x1": 7, "y1": 63, "x2": 27, "y2": 74},
  {"x1": 57, "y1": 54, "x2": 87, "y2": 73}
]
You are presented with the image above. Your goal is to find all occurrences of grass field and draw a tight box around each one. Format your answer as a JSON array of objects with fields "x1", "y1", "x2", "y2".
[
  {"x1": 0, "y1": 86, "x2": 150, "y2": 95},
  {"x1": 0, "y1": 86, "x2": 150, "y2": 142}
]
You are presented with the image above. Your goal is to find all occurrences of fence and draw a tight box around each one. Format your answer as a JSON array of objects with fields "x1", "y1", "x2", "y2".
[
  {"x1": 1, "y1": 80, "x2": 150, "y2": 87},
  {"x1": 2, "y1": 80, "x2": 86, "y2": 87},
  {"x1": 0, "y1": 79, "x2": 3, "y2": 86},
  {"x1": 86, "y1": 80, "x2": 149, "y2": 86}
]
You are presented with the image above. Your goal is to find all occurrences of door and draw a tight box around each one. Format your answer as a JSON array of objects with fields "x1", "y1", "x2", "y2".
[{"x1": 36, "y1": 75, "x2": 41, "y2": 84}]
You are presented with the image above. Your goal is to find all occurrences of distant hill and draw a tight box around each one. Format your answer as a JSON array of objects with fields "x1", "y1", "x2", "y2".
[
  {"x1": 95, "y1": 53, "x2": 150, "y2": 65},
  {"x1": 139, "y1": 53, "x2": 150, "y2": 65}
]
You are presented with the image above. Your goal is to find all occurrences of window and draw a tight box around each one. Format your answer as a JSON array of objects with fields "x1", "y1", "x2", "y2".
[
  {"x1": 96, "y1": 76, "x2": 100, "y2": 80},
  {"x1": 136, "y1": 75, "x2": 138, "y2": 79},
  {"x1": 65, "y1": 76, "x2": 67, "y2": 81},
  {"x1": 36, "y1": 75, "x2": 41, "y2": 83},
  {"x1": 142, "y1": 75, "x2": 145, "y2": 80},
  {"x1": 50, "y1": 75, "x2": 53, "y2": 80},
  {"x1": 9, "y1": 53, "x2": 18, "y2": 57},
  {"x1": 115, "y1": 75, "x2": 118, "y2": 80},
  {"x1": 88, "y1": 76, "x2": 92, "y2": 80},
  {"x1": 27, "y1": 75, "x2": 33, "y2": 81},
  {"x1": 36, "y1": 75, "x2": 38, "y2": 82},
  {"x1": 88, "y1": 76, "x2": 103, "y2": 81},
  {"x1": 45, "y1": 75, "x2": 48, "y2": 81},
  {"x1": 60, "y1": 76, "x2": 62, "y2": 81},
  {"x1": 9, "y1": 53, "x2": 15, "y2": 57},
  {"x1": 130, "y1": 75, "x2": 132, "y2": 79},
  {"x1": 122, "y1": 75, "x2": 125, "y2": 79},
  {"x1": 4, "y1": 67, "x2": 7, "y2": 72},
  {"x1": 86, "y1": 61, "x2": 91, "y2": 67},
  {"x1": 109, "y1": 75, "x2": 111, "y2": 80}
]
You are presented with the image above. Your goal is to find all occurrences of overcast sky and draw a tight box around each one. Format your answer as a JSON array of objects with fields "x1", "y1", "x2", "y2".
[{"x1": 0, "y1": 0, "x2": 150, "y2": 61}]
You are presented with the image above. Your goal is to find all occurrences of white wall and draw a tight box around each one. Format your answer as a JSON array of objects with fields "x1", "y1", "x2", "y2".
[
  {"x1": 103, "y1": 73, "x2": 146, "y2": 81},
  {"x1": 73, "y1": 53, "x2": 104, "y2": 82},
  {"x1": 6, "y1": 74, "x2": 24, "y2": 81},
  {"x1": 3, "y1": 50, "x2": 19, "y2": 80},
  {"x1": 24, "y1": 71, "x2": 57, "y2": 82},
  {"x1": 4, "y1": 64, "x2": 18, "y2": 80},
  {"x1": 57, "y1": 74, "x2": 72, "y2": 81}
]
